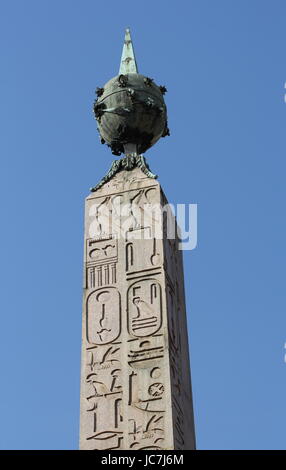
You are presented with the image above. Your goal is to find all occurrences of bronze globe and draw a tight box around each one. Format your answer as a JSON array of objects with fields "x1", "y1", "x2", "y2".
[{"x1": 93, "y1": 73, "x2": 169, "y2": 156}]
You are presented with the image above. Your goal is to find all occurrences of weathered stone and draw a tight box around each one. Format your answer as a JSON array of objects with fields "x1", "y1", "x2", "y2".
[{"x1": 79, "y1": 167, "x2": 196, "y2": 450}]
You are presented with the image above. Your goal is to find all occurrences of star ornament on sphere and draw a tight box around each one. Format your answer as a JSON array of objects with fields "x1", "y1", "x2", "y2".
[{"x1": 91, "y1": 28, "x2": 170, "y2": 192}]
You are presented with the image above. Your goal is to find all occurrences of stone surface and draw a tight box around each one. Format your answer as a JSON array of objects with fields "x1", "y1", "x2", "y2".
[{"x1": 79, "y1": 167, "x2": 196, "y2": 450}]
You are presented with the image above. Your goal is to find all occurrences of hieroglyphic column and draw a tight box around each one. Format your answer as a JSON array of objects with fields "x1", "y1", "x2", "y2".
[{"x1": 79, "y1": 167, "x2": 196, "y2": 450}]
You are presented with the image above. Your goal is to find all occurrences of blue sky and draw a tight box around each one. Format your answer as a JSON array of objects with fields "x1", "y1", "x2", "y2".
[{"x1": 0, "y1": 0, "x2": 285, "y2": 450}]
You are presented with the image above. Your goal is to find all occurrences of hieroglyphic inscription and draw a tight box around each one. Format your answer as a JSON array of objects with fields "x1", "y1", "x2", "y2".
[
  {"x1": 125, "y1": 227, "x2": 162, "y2": 276},
  {"x1": 127, "y1": 336, "x2": 166, "y2": 449},
  {"x1": 84, "y1": 344, "x2": 123, "y2": 450},
  {"x1": 80, "y1": 170, "x2": 195, "y2": 449},
  {"x1": 81, "y1": 192, "x2": 124, "y2": 449},
  {"x1": 86, "y1": 237, "x2": 117, "y2": 288},
  {"x1": 86, "y1": 288, "x2": 121, "y2": 345},
  {"x1": 127, "y1": 280, "x2": 162, "y2": 337},
  {"x1": 126, "y1": 223, "x2": 166, "y2": 451},
  {"x1": 166, "y1": 282, "x2": 185, "y2": 449},
  {"x1": 88, "y1": 186, "x2": 160, "y2": 240},
  {"x1": 162, "y1": 193, "x2": 195, "y2": 449}
]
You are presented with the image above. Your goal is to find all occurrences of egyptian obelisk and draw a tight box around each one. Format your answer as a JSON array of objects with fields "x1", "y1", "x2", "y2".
[{"x1": 79, "y1": 29, "x2": 196, "y2": 450}]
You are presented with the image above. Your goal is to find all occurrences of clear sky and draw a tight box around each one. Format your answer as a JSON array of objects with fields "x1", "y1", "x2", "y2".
[{"x1": 0, "y1": 0, "x2": 285, "y2": 450}]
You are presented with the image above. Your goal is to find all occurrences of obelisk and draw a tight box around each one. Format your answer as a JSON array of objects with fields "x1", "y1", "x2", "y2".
[{"x1": 79, "y1": 29, "x2": 196, "y2": 450}]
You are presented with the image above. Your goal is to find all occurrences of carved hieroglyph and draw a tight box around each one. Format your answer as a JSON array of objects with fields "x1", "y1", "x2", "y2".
[{"x1": 79, "y1": 167, "x2": 196, "y2": 450}]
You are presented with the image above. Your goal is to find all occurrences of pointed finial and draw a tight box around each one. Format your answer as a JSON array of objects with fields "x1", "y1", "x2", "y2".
[{"x1": 119, "y1": 28, "x2": 138, "y2": 74}]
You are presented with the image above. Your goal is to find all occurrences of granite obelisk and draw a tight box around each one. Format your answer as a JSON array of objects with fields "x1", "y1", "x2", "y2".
[{"x1": 79, "y1": 29, "x2": 196, "y2": 450}]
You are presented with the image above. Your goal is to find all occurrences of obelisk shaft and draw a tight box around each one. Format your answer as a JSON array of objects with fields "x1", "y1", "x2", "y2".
[{"x1": 79, "y1": 167, "x2": 196, "y2": 450}]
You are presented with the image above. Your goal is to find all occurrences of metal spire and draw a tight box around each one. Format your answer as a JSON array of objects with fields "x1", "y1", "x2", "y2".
[{"x1": 119, "y1": 28, "x2": 138, "y2": 74}]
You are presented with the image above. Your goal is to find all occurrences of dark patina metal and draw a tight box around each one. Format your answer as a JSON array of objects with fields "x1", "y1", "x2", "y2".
[
  {"x1": 90, "y1": 154, "x2": 157, "y2": 192},
  {"x1": 91, "y1": 29, "x2": 169, "y2": 191},
  {"x1": 93, "y1": 72, "x2": 168, "y2": 156}
]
